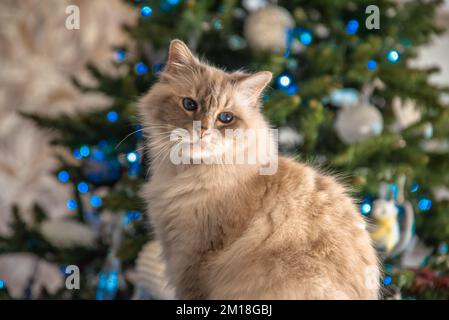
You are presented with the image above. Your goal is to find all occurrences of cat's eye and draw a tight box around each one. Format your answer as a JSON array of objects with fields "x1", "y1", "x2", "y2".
[
  {"x1": 217, "y1": 112, "x2": 234, "y2": 124},
  {"x1": 182, "y1": 98, "x2": 198, "y2": 111}
]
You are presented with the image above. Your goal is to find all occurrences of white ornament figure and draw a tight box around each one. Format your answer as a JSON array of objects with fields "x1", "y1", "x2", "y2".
[
  {"x1": 135, "y1": 241, "x2": 176, "y2": 300},
  {"x1": 391, "y1": 97, "x2": 421, "y2": 132},
  {"x1": 370, "y1": 199, "x2": 400, "y2": 254},
  {"x1": 335, "y1": 102, "x2": 384, "y2": 145},
  {"x1": 244, "y1": 5, "x2": 294, "y2": 53},
  {"x1": 242, "y1": 0, "x2": 268, "y2": 12},
  {"x1": 40, "y1": 219, "x2": 96, "y2": 248}
]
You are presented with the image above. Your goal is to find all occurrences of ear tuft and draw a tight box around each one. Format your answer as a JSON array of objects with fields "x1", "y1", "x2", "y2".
[
  {"x1": 165, "y1": 39, "x2": 198, "y2": 74},
  {"x1": 237, "y1": 71, "x2": 272, "y2": 106}
]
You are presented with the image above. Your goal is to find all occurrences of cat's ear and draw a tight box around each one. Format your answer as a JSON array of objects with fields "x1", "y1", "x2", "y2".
[
  {"x1": 236, "y1": 71, "x2": 272, "y2": 107},
  {"x1": 164, "y1": 39, "x2": 198, "y2": 74}
]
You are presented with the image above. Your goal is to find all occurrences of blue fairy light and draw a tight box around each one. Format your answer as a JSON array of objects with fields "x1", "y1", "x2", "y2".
[
  {"x1": 114, "y1": 50, "x2": 126, "y2": 62},
  {"x1": 90, "y1": 195, "x2": 102, "y2": 208},
  {"x1": 410, "y1": 182, "x2": 419, "y2": 193},
  {"x1": 0, "y1": 279, "x2": 5, "y2": 289},
  {"x1": 135, "y1": 62, "x2": 148, "y2": 75},
  {"x1": 345, "y1": 20, "x2": 359, "y2": 35},
  {"x1": 140, "y1": 6, "x2": 153, "y2": 17},
  {"x1": 167, "y1": 0, "x2": 180, "y2": 5},
  {"x1": 105, "y1": 271, "x2": 119, "y2": 293},
  {"x1": 73, "y1": 149, "x2": 82, "y2": 159},
  {"x1": 67, "y1": 199, "x2": 78, "y2": 210},
  {"x1": 388, "y1": 50, "x2": 400, "y2": 63},
  {"x1": 277, "y1": 74, "x2": 292, "y2": 89},
  {"x1": 299, "y1": 31, "x2": 312, "y2": 45},
  {"x1": 77, "y1": 182, "x2": 89, "y2": 194},
  {"x1": 285, "y1": 84, "x2": 299, "y2": 96},
  {"x1": 383, "y1": 275, "x2": 392, "y2": 286},
  {"x1": 107, "y1": 111, "x2": 119, "y2": 123},
  {"x1": 58, "y1": 170, "x2": 70, "y2": 183},
  {"x1": 367, "y1": 60, "x2": 377, "y2": 71},
  {"x1": 79, "y1": 145, "x2": 90, "y2": 157},
  {"x1": 126, "y1": 152, "x2": 138, "y2": 163},
  {"x1": 361, "y1": 203, "x2": 372, "y2": 215},
  {"x1": 438, "y1": 243, "x2": 448, "y2": 255},
  {"x1": 123, "y1": 211, "x2": 142, "y2": 225},
  {"x1": 418, "y1": 197, "x2": 432, "y2": 211},
  {"x1": 128, "y1": 210, "x2": 141, "y2": 221}
]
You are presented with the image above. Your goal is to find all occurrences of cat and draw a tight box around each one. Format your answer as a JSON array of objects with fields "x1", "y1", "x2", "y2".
[{"x1": 139, "y1": 39, "x2": 380, "y2": 299}]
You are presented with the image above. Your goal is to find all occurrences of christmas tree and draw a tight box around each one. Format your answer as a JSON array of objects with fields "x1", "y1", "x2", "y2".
[{"x1": 1, "y1": 0, "x2": 449, "y2": 299}]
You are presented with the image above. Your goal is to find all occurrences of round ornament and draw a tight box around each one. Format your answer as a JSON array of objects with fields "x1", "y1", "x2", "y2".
[
  {"x1": 244, "y1": 5, "x2": 294, "y2": 53},
  {"x1": 335, "y1": 103, "x2": 383, "y2": 145}
]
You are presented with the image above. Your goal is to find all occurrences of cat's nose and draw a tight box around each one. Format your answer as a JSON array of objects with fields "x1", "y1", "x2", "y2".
[{"x1": 200, "y1": 127, "x2": 208, "y2": 137}]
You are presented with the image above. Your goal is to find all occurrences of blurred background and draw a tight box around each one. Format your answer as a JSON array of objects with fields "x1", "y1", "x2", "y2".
[{"x1": 0, "y1": 0, "x2": 449, "y2": 300}]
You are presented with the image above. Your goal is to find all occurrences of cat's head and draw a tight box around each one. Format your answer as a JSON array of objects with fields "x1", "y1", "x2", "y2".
[{"x1": 140, "y1": 39, "x2": 273, "y2": 168}]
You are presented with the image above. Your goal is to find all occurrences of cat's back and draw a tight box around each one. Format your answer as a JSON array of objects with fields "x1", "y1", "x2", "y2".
[{"x1": 207, "y1": 157, "x2": 379, "y2": 299}]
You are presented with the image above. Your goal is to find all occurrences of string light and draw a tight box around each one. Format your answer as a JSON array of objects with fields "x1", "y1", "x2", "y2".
[
  {"x1": 80, "y1": 145, "x2": 90, "y2": 157},
  {"x1": 140, "y1": 6, "x2": 153, "y2": 17},
  {"x1": 383, "y1": 275, "x2": 392, "y2": 286},
  {"x1": 278, "y1": 74, "x2": 292, "y2": 88},
  {"x1": 361, "y1": 203, "x2": 372, "y2": 215},
  {"x1": 410, "y1": 182, "x2": 419, "y2": 193},
  {"x1": 346, "y1": 20, "x2": 359, "y2": 35},
  {"x1": 367, "y1": 60, "x2": 377, "y2": 71},
  {"x1": 58, "y1": 170, "x2": 70, "y2": 183},
  {"x1": 107, "y1": 111, "x2": 119, "y2": 123},
  {"x1": 0, "y1": 279, "x2": 4, "y2": 289},
  {"x1": 135, "y1": 62, "x2": 148, "y2": 75},
  {"x1": 114, "y1": 50, "x2": 126, "y2": 62},
  {"x1": 388, "y1": 50, "x2": 400, "y2": 63},
  {"x1": 73, "y1": 149, "x2": 82, "y2": 159},
  {"x1": 90, "y1": 195, "x2": 102, "y2": 208},
  {"x1": 67, "y1": 199, "x2": 77, "y2": 210},
  {"x1": 77, "y1": 182, "x2": 89, "y2": 194},
  {"x1": 126, "y1": 152, "x2": 138, "y2": 163},
  {"x1": 299, "y1": 31, "x2": 312, "y2": 45},
  {"x1": 418, "y1": 197, "x2": 432, "y2": 211}
]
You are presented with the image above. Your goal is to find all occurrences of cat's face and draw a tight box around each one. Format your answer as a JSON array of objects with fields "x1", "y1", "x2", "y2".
[{"x1": 140, "y1": 40, "x2": 272, "y2": 165}]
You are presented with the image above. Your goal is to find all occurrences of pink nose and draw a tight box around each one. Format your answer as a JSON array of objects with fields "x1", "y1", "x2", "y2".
[{"x1": 200, "y1": 127, "x2": 207, "y2": 137}]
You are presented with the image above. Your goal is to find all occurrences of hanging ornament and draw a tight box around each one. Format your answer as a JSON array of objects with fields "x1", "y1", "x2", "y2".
[
  {"x1": 242, "y1": 0, "x2": 268, "y2": 12},
  {"x1": 278, "y1": 126, "x2": 304, "y2": 152},
  {"x1": 243, "y1": 5, "x2": 294, "y2": 53},
  {"x1": 40, "y1": 219, "x2": 96, "y2": 248},
  {"x1": 334, "y1": 83, "x2": 384, "y2": 145},
  {"x1": 391, "y1": 97, "x2": 421, "y2": 132},
  {"x1": 370, "y1": 179, "x2": 416, "y2": 258},
  {"x1": 135, "y1": 240, "x2": 176, "y2": 300},
  {"x1": 335, "y1": 102, "x2": 383, "y2": 145},
  {"x1": 82, "y1": 158, "x2": 122, "y2": 186},
  {"x1": 371, "y1": 199, "x2": 401, "y2": 254}
]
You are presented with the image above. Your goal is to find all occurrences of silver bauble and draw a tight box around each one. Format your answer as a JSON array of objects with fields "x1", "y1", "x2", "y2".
[
  {"x1": 244, "y1": 5, "x2": 294, "y2": 53},
  {"x1": 335, "y1": 103, "x2": 383, "y2": 145}
]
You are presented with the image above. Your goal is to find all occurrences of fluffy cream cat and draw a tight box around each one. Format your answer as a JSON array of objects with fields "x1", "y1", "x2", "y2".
[{"x1": 139, "y1": 40, "x2": 380, "y2": 299}]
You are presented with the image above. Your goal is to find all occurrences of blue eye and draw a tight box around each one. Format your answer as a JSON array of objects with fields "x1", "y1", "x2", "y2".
[
  {"x1": 218, "y1": 112, "x2": 234, "y2": 124},
  {"x1": 182, "y1": 98, "x2": 198, "y2": 111}
]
